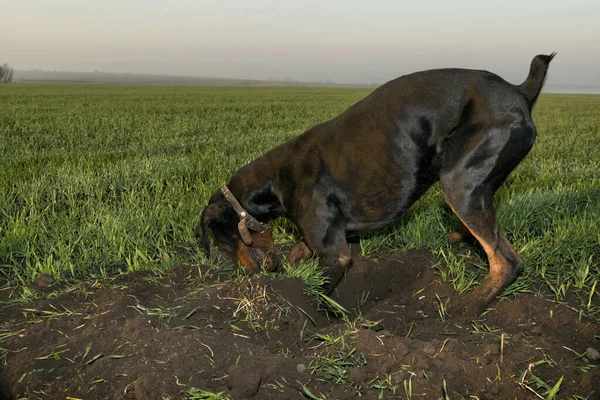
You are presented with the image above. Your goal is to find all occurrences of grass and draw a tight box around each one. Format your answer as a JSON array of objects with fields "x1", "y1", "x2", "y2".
[
  {"x1": 1, "y1": 85, "x2": 599, "y2": 307},
  {"x1": 518, "y1": 359, "x2": 565, "y2": 400},
  {"x1": 0, "y1": 85, "x2": 365, "y2": 285},
  {"x1": 308, "y1": 326, "x2": 366, "y2": 384},
  {"x1": 186, "y1": 388, "x2": 231, "y2": 400}
]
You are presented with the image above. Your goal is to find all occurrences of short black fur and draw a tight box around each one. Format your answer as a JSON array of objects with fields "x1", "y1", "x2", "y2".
[{"x1": 198, "y1": 53, "x2": 556, "y2": 313}]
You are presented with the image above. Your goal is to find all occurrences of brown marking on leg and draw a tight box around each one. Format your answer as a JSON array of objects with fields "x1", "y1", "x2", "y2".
[
  {"x1": 445, "y1": 202, "x2": 523, "y2": 316},
  {"x1": 286, "y1": 240, "x2": 313, "y2": 267},
  {"x1": 291, "y1": 222, "x2": 301, "y2": 233},
  {"x1": 469, "y1": 230, "x2": 521, "y2": 304},
  {"x1": 447, "y1": 221, "x2": 473, "y2": 245}
]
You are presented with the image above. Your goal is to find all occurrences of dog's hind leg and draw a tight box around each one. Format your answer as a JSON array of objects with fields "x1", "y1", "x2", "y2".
[
  {"x1": 442, "y1": 188, "x2": 524, "y2": 316},
  {"x1": 439, "y1": 119, "x2": 535, "y2": 316}
]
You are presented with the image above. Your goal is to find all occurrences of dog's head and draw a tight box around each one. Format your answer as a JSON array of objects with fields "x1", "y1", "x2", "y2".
[{"x1": 197, "y1": 195, "x2": 279, "y2": 274}]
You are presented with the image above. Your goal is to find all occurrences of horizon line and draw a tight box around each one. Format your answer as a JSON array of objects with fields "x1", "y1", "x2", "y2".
[{"x1": 11, "y1": 68, "x2": 600, "y2": 94}]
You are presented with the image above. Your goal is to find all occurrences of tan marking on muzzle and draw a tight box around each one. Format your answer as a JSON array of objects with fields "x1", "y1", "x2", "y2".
[{"x1": 238, "y1": 218, "x2": 253, "y2": 246}]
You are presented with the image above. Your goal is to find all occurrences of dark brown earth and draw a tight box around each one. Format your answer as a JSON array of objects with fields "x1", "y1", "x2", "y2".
[{"x1": 1, "y1": 249, "x2": 599, "y2": 400}]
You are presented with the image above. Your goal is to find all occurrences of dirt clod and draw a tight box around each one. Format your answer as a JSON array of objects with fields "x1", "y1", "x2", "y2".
[
  {"x1": 531, "y1": 325, "x2": 543, "y2": 335},
  {"x1": 34, "y1": 273, "x2": 52, "y2": 288},
  {"x1": 296, "y1": 363, "x2": 306, "y2": 373},
  {"x1": 227, "y1": 365, "x2": 262, "y2": 398},
  {"x1": 393, "y1": 341, "x2": 409, "y2": 358},
  {"x1": 348, "y1": 367, "x2": 365, "y2": 385},
  {"x1": 586, "y1": 347, "x2": 600, "y2": 361},
  {"x1": 422, "y1": 342, "x2": 436, "y2": 355},
  {"x1": 134, "y1": 376, "x2": 154, "y2": 400},
  {"x1": 482, "y1": 343, "x2": 499, "y2": 356}
]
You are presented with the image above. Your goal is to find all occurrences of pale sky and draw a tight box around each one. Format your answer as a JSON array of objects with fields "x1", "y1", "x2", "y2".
[{"x1": 2, "y1": 0, "x2": 599, "y2": 86}]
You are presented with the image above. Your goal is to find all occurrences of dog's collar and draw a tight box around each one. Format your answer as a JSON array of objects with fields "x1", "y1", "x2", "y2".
[{"x1": 220, "y1": 184, "x2": 269, "y2": 234}]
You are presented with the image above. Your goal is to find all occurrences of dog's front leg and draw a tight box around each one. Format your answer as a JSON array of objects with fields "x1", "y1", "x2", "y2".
[
  {"x1": 321, "y1": 248, "x2": 352, "y2": 294},
  {"x1": 286, "y1": 237, "x2": 350, "y2": 294},
  {"x1": 292, "y1": 192, "x2": 352, "y2": 293},
  {"x1": 447, "y1": 220, "x2": 473, "y2": 245},
  {"x1": 286, "y1": 240, "x2": 313, "y2": 266}
]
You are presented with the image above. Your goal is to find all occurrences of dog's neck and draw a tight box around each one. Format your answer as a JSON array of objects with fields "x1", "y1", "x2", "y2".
[
  {"x1": 227, "y1": 171, "x2": 284, "y2": 222},
  {"x1": 224, "y1": 137, "x2": 298, "y2": 221}
]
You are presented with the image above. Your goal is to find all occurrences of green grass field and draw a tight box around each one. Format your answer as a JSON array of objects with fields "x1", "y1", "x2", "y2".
[{"x1": 1, "y1": 84, "x2": 599, "y2": 304}]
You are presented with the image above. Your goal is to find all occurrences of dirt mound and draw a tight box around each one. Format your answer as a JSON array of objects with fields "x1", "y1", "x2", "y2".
[{"x1": 1, "y1": 250, "x2": 599, "y2": 399}]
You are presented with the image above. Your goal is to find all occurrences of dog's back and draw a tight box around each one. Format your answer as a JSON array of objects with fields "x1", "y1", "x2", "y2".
[{"x1": 275, "y1": 65, "x2": 547, "y2": 230}]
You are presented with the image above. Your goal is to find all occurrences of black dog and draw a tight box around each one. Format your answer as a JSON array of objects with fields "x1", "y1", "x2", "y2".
[{"x1": 198, "y1": 53, "x2": 555, "y2": 314}]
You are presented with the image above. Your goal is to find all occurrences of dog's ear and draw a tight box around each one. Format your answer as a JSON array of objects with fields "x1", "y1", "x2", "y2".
[{"x1": 195, "y1": 201, "x2": 229, "y2": 258}]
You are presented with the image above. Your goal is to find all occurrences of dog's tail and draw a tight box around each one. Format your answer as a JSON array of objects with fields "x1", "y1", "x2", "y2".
[{"x1": 519, "y1": 52, "x2": 556, "y2": 107}]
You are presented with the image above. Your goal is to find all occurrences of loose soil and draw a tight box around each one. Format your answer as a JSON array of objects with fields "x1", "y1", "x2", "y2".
[{"x1": 1, "y1": 249, "x2": 599, "y2": 399}]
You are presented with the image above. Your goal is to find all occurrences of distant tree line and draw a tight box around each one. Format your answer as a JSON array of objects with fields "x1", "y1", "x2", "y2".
[{"x1": 1, "y1": 63, "x2": 14, "y2": 83}]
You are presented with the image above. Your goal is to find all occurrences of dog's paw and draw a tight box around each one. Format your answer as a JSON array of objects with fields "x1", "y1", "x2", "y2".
[
  {"x1": 322, "y1": 260, "x2": 352, "y2": 295},
  {"x1": 286, "y1": 241, "x2": 313, "y2": 267},
  {"x1": 447, "y1": 232, "x2": 465, "y2": 245},
  {"x1": 322, "y1": 268, "x2": 346, "y2": 295}
]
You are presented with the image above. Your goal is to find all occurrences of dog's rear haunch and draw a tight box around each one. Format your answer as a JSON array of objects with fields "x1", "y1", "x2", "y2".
[{"x1": 197, "y1": 53, "x2": 556, "y2": 315}]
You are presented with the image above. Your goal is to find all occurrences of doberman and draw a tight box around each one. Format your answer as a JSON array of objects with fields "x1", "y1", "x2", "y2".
[{"x1": 197, "y1": 53, "x2": 556, "y2": 315}]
